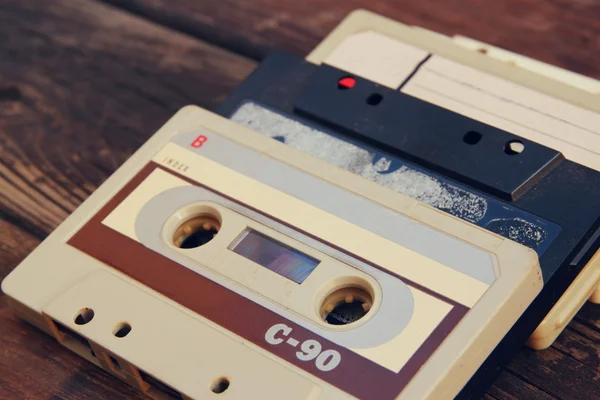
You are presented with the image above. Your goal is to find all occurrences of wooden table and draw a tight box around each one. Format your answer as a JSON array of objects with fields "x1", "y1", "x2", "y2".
[{"x1": 0, "y1": 1, "x2": 599, "y2": 399}]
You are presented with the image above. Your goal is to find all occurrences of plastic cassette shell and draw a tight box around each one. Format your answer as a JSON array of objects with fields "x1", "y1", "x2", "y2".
[
  {"x1": 215, "y1": 54, "x2": 600, "y2": 399},
  {"x1": 2, "y1": 106, "x2": 542, "y2": 400},
  {"x1": 450, "y1": 36, "x2": 600, "y2": 96},
  {"x1": 305, "y1": 7, "x2": 600, "y2": 345},
  {"x1": 299, "y1": 9, "x2": 600, "y2": 396}
]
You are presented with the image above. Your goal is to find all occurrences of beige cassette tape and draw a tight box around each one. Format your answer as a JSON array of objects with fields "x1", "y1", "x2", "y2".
[
  {"x1": 306, "y1": 9, "x2": 600, "y2": 351},
  {"x1": 2, "y1": 106, "x2": 541, "y2": 400}
]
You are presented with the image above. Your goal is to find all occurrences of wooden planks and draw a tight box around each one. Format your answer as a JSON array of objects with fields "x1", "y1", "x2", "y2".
[
  {"x1": 0, "y1": 0, "x2": 254, "y2": 238},
  {"x1": 0, "y1": 0, "x2": 254, "y2": 398},
  {"x1": 0, "y1": 0, "x2": 599, "y2": 399}
]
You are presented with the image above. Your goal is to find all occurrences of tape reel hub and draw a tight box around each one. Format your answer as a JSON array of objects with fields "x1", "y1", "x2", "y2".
[
  {"x1": 320, "y1": 286, "x2": 373, "y2": 326},
  {"x1": 172, "y1": 212, "x2": 221, "y2": 249}
]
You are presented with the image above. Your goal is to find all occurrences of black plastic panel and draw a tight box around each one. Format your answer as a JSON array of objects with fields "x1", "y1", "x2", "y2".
[{"x1": 296, "y1": 64, "x2": 563, "y2": 201}]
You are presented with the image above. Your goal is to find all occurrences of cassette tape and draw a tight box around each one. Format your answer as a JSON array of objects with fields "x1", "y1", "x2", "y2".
[
  {"x1": 2, "y1": 106, "x2": 543, "y2": 400},
  {"x1": 304, "y1": 9, "x2": 600, "y2": 350},
  {"x1": 214, "y1": 12, "x2": 600, "y2": 398}
]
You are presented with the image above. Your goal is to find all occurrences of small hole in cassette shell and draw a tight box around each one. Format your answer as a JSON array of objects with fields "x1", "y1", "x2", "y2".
[
  {"x1": 210, "y1": 377, "x2": 230, "y2": 394},
  {"x1": 173, "y1": 214, "x2": 221, "y2": 249},
  {"x1": 504, "y1": 140, "x2": 525, "y2": 155},
  {"x1": 463, "y1": 130, "x2": 482, "y2": 145},
  {"x1": 320, "y1": 286, "x2": 373, "y2": 325},
  {"x1": 74, "y1": 308, "x2": 95, "y2": 325},
  {"x1": 113, "y1": 322, "x2": 132, "y2": 338},
  {"x1": 366, "y1": 93, "x2": 383, "y2": 106},
  {"x1": 109, "y1": 355, "x2": 122, "y2": 370}
]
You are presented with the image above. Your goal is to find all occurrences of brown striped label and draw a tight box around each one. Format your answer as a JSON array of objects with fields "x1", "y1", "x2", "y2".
[{"x1": 68, "y1": 162, "x2": 468, "y2": 399}]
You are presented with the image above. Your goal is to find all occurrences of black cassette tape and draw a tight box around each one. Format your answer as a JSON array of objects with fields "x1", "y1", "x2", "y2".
[{"x1": 215, "y1": 51, "x2": 600, "y2": 398}]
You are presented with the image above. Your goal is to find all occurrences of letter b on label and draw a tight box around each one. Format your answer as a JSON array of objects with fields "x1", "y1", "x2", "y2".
[{"x1": 191, "y1": 135, "x2": 208, "y2": 148}]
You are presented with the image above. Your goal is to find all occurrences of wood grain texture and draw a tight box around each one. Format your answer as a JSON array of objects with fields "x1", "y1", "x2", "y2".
[
  {"x1": 101, "y1": 0, "x2": 600, "y2": 78},
  {"x1": 0, "y1": 0, "x2": 254, "y2": 399},
  {"x1": 0, "y1": 0, "x2": 599, "y2": 399},
  {"x1": 0, "y1": 0, "x2": 254, "y2": 239}
]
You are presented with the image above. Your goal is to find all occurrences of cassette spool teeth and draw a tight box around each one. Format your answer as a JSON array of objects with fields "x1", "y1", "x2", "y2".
[
  {"x1": 320, "y1": 286, "x2": 374, "y2": 326},
  {"x1": 173, "y1": 214, "x2": 221, "y2": 249}
]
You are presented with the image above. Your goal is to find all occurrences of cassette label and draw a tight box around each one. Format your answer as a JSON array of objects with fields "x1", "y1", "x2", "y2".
[
  {"x1": 3, "y1": 106, "x2": 543, "y2": 400},
  {"x1": 67, "y1": 130, "x2": 476, "y2": 399}
]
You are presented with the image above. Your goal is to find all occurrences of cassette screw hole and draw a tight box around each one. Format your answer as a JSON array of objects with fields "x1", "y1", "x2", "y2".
[
  {"x1": 113, "y1": 322, "x2": 132, "y2": 338},
  {"x1": 366, "y1": 93, "x2": 383, "y2": 106},
  {"x1": 320, "y1": 286, "x2": 373, "y2": 326},
  {"x1": 463, "y1": 131, "x2": 482, "y2": 145},
  {"x1": 504, "y1": 140, "x2": 524, "y2": 155},
  {"x1": 173, "y1": 214, "x2": 221, "y2": 249},
  {"x1": 74, "y1": 308, "x2": 95, "y2": 325},
  {"x1": 210, "y1": 377, "x2": 230, "y2": 394},
  {"x1": 338, "y1": 76, "x2": 356, "y2": 90}
]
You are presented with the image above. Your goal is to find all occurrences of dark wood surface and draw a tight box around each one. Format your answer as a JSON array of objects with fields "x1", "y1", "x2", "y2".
[{"x1": 0, "y1": 0, "x2": 598, "y2": 399}]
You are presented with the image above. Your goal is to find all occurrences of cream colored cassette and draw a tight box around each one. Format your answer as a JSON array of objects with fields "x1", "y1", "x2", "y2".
[
  {"x1": 2, "y1": 106, "x2": 541, "y2": 400},
  {"x1": 306, "y1": 9, "x2": 600, "y2": 350}
]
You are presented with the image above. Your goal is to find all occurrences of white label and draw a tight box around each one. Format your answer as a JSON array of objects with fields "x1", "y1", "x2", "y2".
[{"x1": 323, "y1": 31, "x2": 429, "y2": 88}]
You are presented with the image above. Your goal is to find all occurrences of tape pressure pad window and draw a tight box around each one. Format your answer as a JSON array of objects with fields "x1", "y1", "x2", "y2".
[
  {"x1": 230, "y1": 229, "x2": 320, "y2": 284},
  {"x1": 2, "y1": 106, "x2": 542, "y2": 400}
]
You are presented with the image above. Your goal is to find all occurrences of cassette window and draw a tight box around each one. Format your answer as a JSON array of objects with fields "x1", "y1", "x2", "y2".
[{"x1": 230, "y1": 228, "x2": 320, "y2": 284}]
